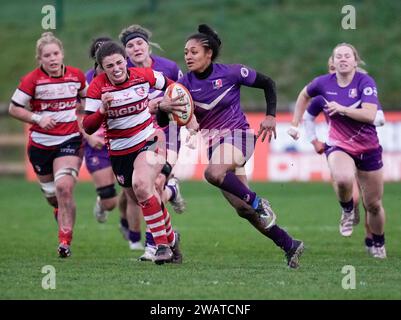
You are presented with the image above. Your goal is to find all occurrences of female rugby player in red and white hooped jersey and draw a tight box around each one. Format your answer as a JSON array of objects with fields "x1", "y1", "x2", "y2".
[
  {"x1": 9, "y1": 32, "x2": 87, "y2": 258},
  {"x1": 83, "y1": 41, "x2": 185, "y2": 265}
]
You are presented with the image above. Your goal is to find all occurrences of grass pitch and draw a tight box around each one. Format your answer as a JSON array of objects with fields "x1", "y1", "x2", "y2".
[{"x1": 0, "y1": 178, "x2": 400, "y2": 299}]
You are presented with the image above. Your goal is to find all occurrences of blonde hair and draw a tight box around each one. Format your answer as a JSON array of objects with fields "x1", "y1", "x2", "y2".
[
  {"x1": 331, "y1": 42, "x2": 367, "y2": 73},
  {"x1": 327, "y1": 56, "x2": 335, "y2": 73},
  {"x1": 119, "y1": 24, "x2": 163, "y2": 52},
  {"x1": 35, "y1": 32, "x2": 64, "y2": 61}
]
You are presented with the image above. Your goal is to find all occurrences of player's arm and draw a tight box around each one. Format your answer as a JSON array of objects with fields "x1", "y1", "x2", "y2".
[
  {"x1": 303, "y1": 111, "x2": 324, "y2": 154},
  {"x1": 326, "y1": 101, "x2": 377, "y2": 124},
  {"x1": 374, "y1": 110, "x2": 385, "y2": 127},
  {"x1": 82, "y1": 91, "x2": 111, "y2": 135},
  {"x1": 77, "y1": 97, "x2": 103, "y2": 148},
  {"x1": 9, "y1": 101, "x2": 56, "y2": 130},
  {"x1": 249, "y1": 72, "x2": 277, "y2": 142},
  {"x1": 288, "y1": 87, "x2": 312, "y2": 140},
  {"x1": 76, "y1": 84, "x2": 88, "y2": 135}
]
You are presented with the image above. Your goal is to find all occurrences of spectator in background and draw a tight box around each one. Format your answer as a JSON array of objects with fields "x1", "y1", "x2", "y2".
[{"x1": 9, "y1": 32, "x2": 87, "y2": 258}]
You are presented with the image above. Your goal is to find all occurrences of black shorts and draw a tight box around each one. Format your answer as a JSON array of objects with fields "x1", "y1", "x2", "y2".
[
  {"x1": 28, "y1": 136, "x2": 83, "y2": 175},
  {"x1": 110, "y1": 138, "x2": 158, "y2": 187}
]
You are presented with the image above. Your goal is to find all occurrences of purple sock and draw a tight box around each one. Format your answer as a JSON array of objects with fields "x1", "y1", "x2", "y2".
[
  {"x1": 266, "y1": 225, "x2": 294, "y2": 252},
  {"x1": 166, "y1": 185, "x2": 176, "y2": 201},
  {"x1": 120, "y1": 218, "x2": 128, "y2": 229},
  {"x1": 220, "y1": 171, "x2": 256, "y2": 205},
  {"x1": 372, "y1": 233, "x2": 385, "y2": 247},
  {"x1": 145, "y1": 231, "x2": 156, "y2": 246},
  {"x1": 340, "y1": 199, "x2": 354, "y2": 213},
  {"x1": 365, "y1": 237, "x2": 373, "y2": 247},
  {"x1": 128, "y1": 231, "x2": 141, "y2": 243}
]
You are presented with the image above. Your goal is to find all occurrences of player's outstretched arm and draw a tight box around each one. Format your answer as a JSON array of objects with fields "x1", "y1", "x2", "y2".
[{"x1": 288, "y1": 87, "x2": 311, "y2": 140}]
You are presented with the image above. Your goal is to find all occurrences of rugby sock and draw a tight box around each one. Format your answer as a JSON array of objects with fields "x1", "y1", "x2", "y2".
[
  {"x1": 340, "y1": 199, "x2": 354, "y2": 213},
  {"x1": 145, "y1": 230, "x2": 156, "y2": 247},
  {"x1": 372, "y1": 233, "x2": 385, "y2": 247},
  {"x1": 220, "y1": 171, "x2": 257, "y2": 205},
  {"x1": 120, "y1": 218, "x2": 129, "y2": 229},
  {"x1": 161, "y1": 203, "x2": 175, "y2": 245},
  {"x1": 266, "y1": 225, "x2": 293, "y2": 252},
  {"x1": 58, "y1": 228, "x2": 72, "y2": 246},
  {"x1": 139, "y1": 195, "x2": 168, "y2": 246},
  {"x1": 128, "y1": 230, "x2": 141, "y2": 243},
  {"x1": 166, "y1": 185, "x2": 176, "y2": 201},
  {"x1": 365, "y1": 237, "x2": 373, "y2": 248}
]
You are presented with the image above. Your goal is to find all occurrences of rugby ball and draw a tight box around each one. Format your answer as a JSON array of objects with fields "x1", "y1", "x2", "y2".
[{"x1": 165, "y1": 82, "x2": 194, "y2": 126}]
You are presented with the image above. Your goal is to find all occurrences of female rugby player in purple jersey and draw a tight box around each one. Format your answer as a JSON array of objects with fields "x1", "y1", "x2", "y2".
[
  {"x1": 289, "y1": 43, "x2": 386, "y2": 258},
  {"x1": 302, "y1": 57, "x2": 385, "y2": 257},
  {"x1": 177, "y1": 24, "x2": 304, "y2": 268},
  {"x1": 119, "y1": 24, "x2": 189, "y2": 261}
]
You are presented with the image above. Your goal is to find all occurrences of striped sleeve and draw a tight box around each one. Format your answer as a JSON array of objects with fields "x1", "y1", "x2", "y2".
[
  {"x1": 11, "y1": 73, "x2": 35, "y2": 108},
  {"x1": 77, "y1": 69, "x2": 88, "y2": 98},
  {"x1": 85, "y1": 77, "x2": 102, "y2": 113}
]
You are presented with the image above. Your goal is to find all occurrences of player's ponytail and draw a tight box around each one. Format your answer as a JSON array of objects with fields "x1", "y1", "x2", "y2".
[
  {"x1": 198, "y1": 24, "x2": 221, "y2": 47},
  {"x1": 187, "y1": 24, "x2": 221, "y2": 61}
]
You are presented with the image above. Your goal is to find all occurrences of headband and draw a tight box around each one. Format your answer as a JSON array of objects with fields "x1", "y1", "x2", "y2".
[{"x1": 122, "y1": 32, "x2": 149, "y2": 46}]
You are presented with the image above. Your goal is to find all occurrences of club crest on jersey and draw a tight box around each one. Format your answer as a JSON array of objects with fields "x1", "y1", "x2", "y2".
[
  {"x1": 57, "y1": 86, "x2": 66, "y2": 96},
  {"x1": 91, "y1": 156, "x2": 100, "y2": 166},
  {"x1": 348, "y1": 88, "x2": 358, "y2": 98},
  {"x1": 68, "y1": 85, "x2": 78, "y2": 96},
  {"x1": 240, "y1": 67, "x2": 249, "y2": 78},
  {"x1": 135, "y1": 86, "x2": 146, "y2": 97},
  {"x1": 212, "y1": 79, "x2": 223, "y2": 89}
]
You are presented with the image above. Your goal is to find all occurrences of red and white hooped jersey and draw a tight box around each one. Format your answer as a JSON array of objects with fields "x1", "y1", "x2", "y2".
[
  {"x1": 85, "y1": 67, "x2": 170, "y2": 156},
  {"x1": 11, "y1": 66, "x2": 87, "y2": 149}
]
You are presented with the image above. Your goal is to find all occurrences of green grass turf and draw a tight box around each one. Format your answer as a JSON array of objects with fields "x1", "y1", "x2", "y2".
[{"x1": 0, "y1": 178, "x2": 400, "y2": 299}]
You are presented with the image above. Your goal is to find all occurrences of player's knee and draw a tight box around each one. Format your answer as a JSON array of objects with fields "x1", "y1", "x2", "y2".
[
  {"x1": 96, "y1": 184, "x2": 117, "y2": 210},
  {"x1": 133, "y1": 179, "x2": 152, "y2": 201},
  {"x1": 56, "y1": 183, "x2": 73, "y2": 199},
  {"x1": 335, "y1": 176, "x2": 354, "y2": 191},
  {"x1": 365, "y1": 200, "x2": 382, "y2": 216},
  {"x1": 96, "y1": 184, "x2": 117, "y2": 200},
  {"x1": 204, "y1": 168, "x2": 223, "y2": 186}
]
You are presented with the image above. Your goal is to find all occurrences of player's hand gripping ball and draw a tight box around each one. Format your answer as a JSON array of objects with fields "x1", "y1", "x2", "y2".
[{"x1": 165, "y1": 83, "x2": 194, "y2": 126}]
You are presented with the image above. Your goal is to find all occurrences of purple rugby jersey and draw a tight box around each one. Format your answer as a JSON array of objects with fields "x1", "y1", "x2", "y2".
[
  {"x1": 306, "y1": 71, "x2": 381, "y2": 155},
  {"x1": 85, "y1": 68, "x2": 96, "y2": 84},
  {"x1": 178, "y1": 63, "x2": 256, "y2": 132}
]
